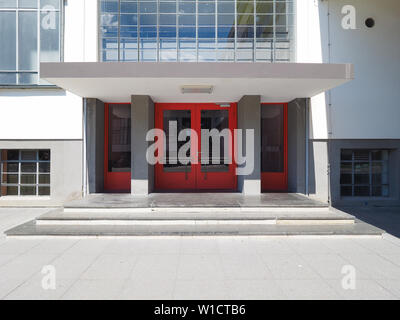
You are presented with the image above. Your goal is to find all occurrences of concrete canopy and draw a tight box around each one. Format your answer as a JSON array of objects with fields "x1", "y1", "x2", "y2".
[{"x1": 40, "y1": 62, "x2": 354, "y2": 103}]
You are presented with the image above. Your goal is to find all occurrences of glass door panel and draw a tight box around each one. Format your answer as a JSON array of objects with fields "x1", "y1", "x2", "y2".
[
  {"x1": 200, "y1": 109, "x2": 230, "y2": 173},
  {"x1": 108, "y1": 104, "x2": 131, "y2": 172},
  {"x1": 163, "y1": 109, "x2": 191, "y2": 172},
  {"x1": 261, "y1": 105, "x2": 284, "y2": 172}
]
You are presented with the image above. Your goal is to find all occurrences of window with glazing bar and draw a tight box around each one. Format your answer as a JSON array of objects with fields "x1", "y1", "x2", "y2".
[
  {"x1": 100, "y1": 0, "x2": 295, "y2": 62},
  {"x1": 340, "y1": 149, "x2": 389, "y2": 197},
  {"x1": 0, "y1": 150, "x2": 51, "y2": 196},
  {"x1": 0, "y1": 0, "x2": 62, "y2": 86}
]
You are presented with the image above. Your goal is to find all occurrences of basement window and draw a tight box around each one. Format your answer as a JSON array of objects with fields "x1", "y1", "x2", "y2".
[
  {"x1": 340, "y1": 149, "x2": 389, "y2": 197},
  {"x1": 0, "y1": 149, "x2": 50, "y2": 196}
]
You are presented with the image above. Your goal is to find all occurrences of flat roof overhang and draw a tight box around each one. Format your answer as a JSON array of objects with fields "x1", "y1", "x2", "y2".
[{"x1": 40, "y1": 62, "x2": 354, "y2": 103}]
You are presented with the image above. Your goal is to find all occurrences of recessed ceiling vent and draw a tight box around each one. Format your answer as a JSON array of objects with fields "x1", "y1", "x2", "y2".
[{"x1": 181, "y1": 85, "x2": 213, "y2": 94}]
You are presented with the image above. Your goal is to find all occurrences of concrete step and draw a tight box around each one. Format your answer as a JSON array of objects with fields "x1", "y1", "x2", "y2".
[
  {"x1": 62, "y1": 193, "x2": 330, "y2": 212},
  {"x1": 35, "y1": 208, "x2": 355, "y2": 226},
  {"x1": 62, "y1": 206, "x2": 330, "y2": 213},
  {"x1": 5, "y1": 219, "x2": 383, "y2": 238}
]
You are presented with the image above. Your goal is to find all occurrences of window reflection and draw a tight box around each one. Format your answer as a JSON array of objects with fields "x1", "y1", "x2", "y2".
[
  {"x1": 261, "y1": 105, "x2": 284, "y2": 173},
  {"x1": 163, "y1": 110, "x2": 192, "y2": 172},
  {"x1": 0, "y1": 1, "x2": 62, "y2": 85},
  {"x1": 100, "y1": 0, "x2": 294, "y2": 62},
  {"x1": 108, "y1": 104, "x2": 131, "y2": 173}
]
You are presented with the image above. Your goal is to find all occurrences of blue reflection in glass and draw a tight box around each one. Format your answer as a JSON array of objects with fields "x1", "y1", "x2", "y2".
[
  {"x1": 159, "y1": 26, "x2": 177, "y2": 37},
  {"x1": 120, "y1": 26, "x2": 138, "y2": 38},
  {"x1": 198, "y1": 27, "x2": 215, "y2": 38},
  {"x1": 140, "y1": 26, "x2": 157, "y2": 38},
  {"x1": 218, "y1": 27, "x2": 234, "y2": 38},
  {"x1": 179, "y1": 27, "x2": 196, "y2": 38},
  {"x1": 120, "y1": 1, "x2": 137, "y2": 13}
]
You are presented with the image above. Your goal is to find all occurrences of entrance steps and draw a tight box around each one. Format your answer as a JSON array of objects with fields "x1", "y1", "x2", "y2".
[
  {"x1": 5, "y1": 206, "x2": 384, "y2": 237},
  {"x1": 36, "y1": 207, "x2": 354, "y2": 226}
]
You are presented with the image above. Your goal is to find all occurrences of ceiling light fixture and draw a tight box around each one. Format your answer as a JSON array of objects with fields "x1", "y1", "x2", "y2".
[{"x1": 181, "y1": 85, "x2": 213, "y2": 94}]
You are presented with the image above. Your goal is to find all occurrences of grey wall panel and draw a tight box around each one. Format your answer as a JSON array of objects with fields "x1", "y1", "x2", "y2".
[
  {"x1": 131, "y1": 95, "x2": 154, "y2": 194},
  {"x1": 237, "y1": 95, "x2": 261, "y2": 194},
  {"x1": 85, "y1": 98, "x2": 104, "y2": 193}
]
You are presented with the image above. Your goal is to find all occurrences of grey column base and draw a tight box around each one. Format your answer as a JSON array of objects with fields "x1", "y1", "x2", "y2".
[{"x1": 242, "y1": 180, "x2": 261, "y2": 195}]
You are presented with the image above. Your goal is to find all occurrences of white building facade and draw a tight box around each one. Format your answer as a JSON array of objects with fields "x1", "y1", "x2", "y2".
[{"x1": 0, "y1": 0, "x2": 399, "y2": 206}]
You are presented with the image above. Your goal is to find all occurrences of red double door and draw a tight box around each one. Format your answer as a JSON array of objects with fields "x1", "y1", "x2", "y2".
[{"x1": 154, "y1": 103, "x2": 237, "y2": 191}]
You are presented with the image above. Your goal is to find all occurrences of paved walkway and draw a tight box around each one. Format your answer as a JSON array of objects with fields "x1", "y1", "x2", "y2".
[{"x1": 0, "y1": 208, "x2": 400, "y2": 299}]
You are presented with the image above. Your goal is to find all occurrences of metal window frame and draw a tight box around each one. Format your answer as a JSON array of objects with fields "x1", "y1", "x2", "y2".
[
  {"x1": 0, "y1": 0, "x2": 64, "y2": 87},
  {"x1": 98, "y1": 0, "x2": 293, "y2": 62},
  {"x1": 0, "y1": 149, "x2": 51, "y2": 197},
  {"x1": 340, "y1": 149, "x2": 390, "y2": 197}
]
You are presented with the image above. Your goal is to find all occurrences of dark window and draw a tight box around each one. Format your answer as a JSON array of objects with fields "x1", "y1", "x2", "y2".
[
  {"x1": 340, "y1": 149, "x2": 389, "y2": 197},
  {"x1": 108, "y1": 104, "x2": 131, "y2": 173},
  {"x1": 261, "y1": 104, "x2": 284, "y2": 172},
  {"x1": 1, "y1": 149, "x2": 51, "y2": 196}
]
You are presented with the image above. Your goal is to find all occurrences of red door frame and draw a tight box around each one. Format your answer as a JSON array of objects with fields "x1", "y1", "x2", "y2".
[
  {"x1": 261, "y1": 103, "x2": 288, "y2": 192},
  {"x1": 104, "y1": 103, "x2": 131, "y2": 192},
  {"x1": 154, "y1": 103, "x2": 197, "y2": 191},
  {"x1": 154, "y1": 103, "x2": 237, "y2": 192}
]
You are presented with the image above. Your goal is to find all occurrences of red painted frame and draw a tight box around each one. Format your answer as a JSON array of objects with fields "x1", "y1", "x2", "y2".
[
  {"x1": 104, "y1": 103, "x2": 131, "y2": 192},
  {"x1": 261, "y1": 103, "x2": 288, "y2": 192},
  {"x1": 154, "y1": 103, "x2": 237, "y2": 191}
]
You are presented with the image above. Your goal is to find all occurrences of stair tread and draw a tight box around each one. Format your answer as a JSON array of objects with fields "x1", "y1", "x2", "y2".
[
  {"x1": 5, "y1": 219, "x2": 383, "y2": 237},
  {"x1": 37, "y1": 209, "x2": 354, "y2": 221}
]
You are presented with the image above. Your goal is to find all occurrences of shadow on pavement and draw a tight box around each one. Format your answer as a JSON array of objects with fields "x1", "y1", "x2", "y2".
[{"x1": 336, "y1": 206, "x2": 400, "y2": 238}]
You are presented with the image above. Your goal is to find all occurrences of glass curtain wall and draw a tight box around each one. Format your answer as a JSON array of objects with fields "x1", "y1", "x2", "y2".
[{"x1": 100, "y1": 0, "x2": 294, "y2": 62}]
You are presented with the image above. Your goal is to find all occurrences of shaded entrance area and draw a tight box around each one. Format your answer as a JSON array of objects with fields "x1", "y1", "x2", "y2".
[{"x1": 64, "y1": 62, "x2": 354, "y2": 197}]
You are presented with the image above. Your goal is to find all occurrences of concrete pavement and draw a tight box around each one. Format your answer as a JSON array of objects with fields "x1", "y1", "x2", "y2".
[{"x1": 0, "y1": 208, "x2": 399, "y2": 299}]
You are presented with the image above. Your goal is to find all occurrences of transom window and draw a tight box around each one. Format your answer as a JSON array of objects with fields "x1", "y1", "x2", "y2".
[
  {"x1": 100, "y1": 0, "x2": 295, "y2": 62},
  {"x1": 0, "y1": 0, "x2": 63, "y2": 86},
  {"x1": 340, "y1": 149, "x2": 389, "y2": 197},
  {"x1": 0, "y1": 149, "x2": 51, "y2": 196}
]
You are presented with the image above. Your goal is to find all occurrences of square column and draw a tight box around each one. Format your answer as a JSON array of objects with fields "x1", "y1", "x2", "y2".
[
  {"x1": 237, "y1": 95, "x2": 261, "y2": 194},
  {"x1": 131, "y1": 95, "x2": 154, "y2": 194},
  {"x1": 84, "y1": 98, "x2": 104, "y2": 194}
]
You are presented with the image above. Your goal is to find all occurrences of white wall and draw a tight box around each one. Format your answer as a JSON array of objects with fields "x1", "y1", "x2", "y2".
[
  {"x1": 297, "y1": 0, "x2": 400, "y2": 139},
  {"x1": 326, "y1": 0, "x2": 400, "y2": 139},
  {"x1": 0, "y1": 0, "x2": 98, "y2": 141},
  {"x1": 296, "y1": 0, "x2": 329, "y2": 139},
  {"x1": 0, "y1": 90, "x2": 82, "y2": 140}
]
